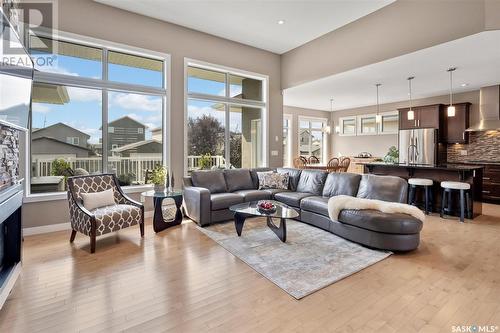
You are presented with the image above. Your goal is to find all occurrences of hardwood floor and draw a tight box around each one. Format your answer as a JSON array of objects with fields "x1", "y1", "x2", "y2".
[{"x1": 1, "y1": 204, "x2": 500, "y2": 332}]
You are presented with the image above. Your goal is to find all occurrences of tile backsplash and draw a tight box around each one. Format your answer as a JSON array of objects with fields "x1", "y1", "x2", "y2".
[
  {"x1": 0, "y1": 124, "x2": 20, "y2": 191},
  {"x1": 447, "y1": 131, "x2": 500, "y2": 163}
]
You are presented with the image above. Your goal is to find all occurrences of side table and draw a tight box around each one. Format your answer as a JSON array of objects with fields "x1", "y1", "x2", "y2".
[{"x1": 141, "y1": 190, "x2": 183, "y2": 233}]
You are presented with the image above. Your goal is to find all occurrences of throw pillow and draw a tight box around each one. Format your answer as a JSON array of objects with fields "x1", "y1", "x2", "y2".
[
  {"x1": 81, "y1": 188, "x2": 115, "y2": 211},
  {"x1": 258, "y1": 172, "x2": 289, "y2": 190}
]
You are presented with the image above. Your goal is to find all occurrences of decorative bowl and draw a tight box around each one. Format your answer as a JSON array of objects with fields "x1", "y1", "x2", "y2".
[{"x1": 257, "y1": 201, "x2": 277, "y2": 214}]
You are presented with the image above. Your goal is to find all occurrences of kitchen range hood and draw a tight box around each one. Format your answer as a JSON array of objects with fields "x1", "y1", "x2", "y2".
[{"x1": 466, "y1": 85, "x2": 500, "y2": 131}]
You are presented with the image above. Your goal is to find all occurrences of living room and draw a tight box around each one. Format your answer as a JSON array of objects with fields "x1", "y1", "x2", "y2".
[{"x1": 1, "y1": 0, "x2": 499, "y2": 332}]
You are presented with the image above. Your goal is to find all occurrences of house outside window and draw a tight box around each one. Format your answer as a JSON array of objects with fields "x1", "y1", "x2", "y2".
[
  {"x1": 28, "y1": 33, "x2": 169, "y2": 195},
  {"x1": 185, "y1": 61, "x2": 267, "y2": 173},
  {"x1": 298, "y1": 117, "x2": 328, "y2": 164}
]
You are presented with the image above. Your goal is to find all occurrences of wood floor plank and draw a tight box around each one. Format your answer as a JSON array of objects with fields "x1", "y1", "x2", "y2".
[{"x1": 0, "y1": 204, "x2": 499, "y2": 332}]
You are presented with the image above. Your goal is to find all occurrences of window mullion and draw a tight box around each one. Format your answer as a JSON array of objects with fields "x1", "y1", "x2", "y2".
[
  {"x1": 225, "y1": 73, "x2": 230, "y2": 169},
  {"x1": 102, "y1": 48, "x2": 109, "y2": 173}
]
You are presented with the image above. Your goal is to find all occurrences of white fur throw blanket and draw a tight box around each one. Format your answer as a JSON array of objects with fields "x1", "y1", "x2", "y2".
[{"x1": 328, "y1": 195, "x2": 426, "y2": 222}]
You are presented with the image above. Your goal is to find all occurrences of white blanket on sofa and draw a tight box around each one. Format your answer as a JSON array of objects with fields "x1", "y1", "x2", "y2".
[{"x1": 327, "y1": 195, "x2": 426, "y2": 222}]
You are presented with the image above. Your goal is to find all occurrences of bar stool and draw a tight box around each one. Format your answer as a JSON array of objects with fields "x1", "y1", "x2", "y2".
[
  {"x1": 408, "y1": 178, "x2": 433, "y2": 215},
  {"x1": 440, "y1": 181, "x2": 471, "y2": 223}
]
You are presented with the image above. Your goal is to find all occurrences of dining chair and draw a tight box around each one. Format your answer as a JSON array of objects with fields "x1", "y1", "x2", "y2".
[
  {"x1": 327, "y1": 157, "x2": 340, "y2": 173},
  {"x1": 308, "y1": 156, "x2": 320, "y2": 164},
  {"x1": 293, "y1": 157, "x2": 307, "y2": 169},
  {"x1": 338, "y1": 157, "x2": 351, "y2": 172}
]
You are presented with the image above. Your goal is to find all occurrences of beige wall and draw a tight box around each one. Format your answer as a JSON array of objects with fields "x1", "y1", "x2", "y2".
[
  {"x1": 283, "y1": 106, "x2": 332, "y2": 165},
  {"x1": 330, "y1": 90, "x2": 480, "y2": 158},
  {"x1": 22, "y1": 0, "x2": 282, "y2": 228},
  {"x1": 281, "y1": 0, "x2": 487, "y2": 89}
]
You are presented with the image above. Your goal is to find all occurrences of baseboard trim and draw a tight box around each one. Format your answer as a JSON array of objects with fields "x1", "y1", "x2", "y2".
[
  {"x1": 23, "y1": 222, "x2": 71, "y2": 236},
  {"x1": 23, "y1": 211, "x2": 154, "y2": 236}
]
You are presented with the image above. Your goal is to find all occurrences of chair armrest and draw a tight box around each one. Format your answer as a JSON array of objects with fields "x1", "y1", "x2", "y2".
[
  {"x1": 120, "y1": 192, "x2": 144, "y2": 209},
  {"x1": 67, "y1": 191, "x2": 96, "y2": 236},
  {"x1": 183, "y1": 186, "x2": 211, "y2": 226}
]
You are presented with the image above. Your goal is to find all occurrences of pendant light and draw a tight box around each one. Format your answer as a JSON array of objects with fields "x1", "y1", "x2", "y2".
[
  {"x1": 407, "y1": 77, "x2": 415, "y2": 120},
  {"x1": 447, "y1": 67, "x2": 456, "y2": 117},
  {"x1": 375, "y1": 83, "x2": 382, "y2": 123}
]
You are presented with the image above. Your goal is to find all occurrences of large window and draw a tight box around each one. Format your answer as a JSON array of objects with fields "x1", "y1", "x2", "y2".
[
  {"x1": 298, "y1": 117, "x2": 327, "y2": 164},
  {"x1": 186, "y1": 63, "x2": 266, "y2": 173},
  {"x1": 28, "y1": 34, "x2": 168, "y2": 195},
  {"x1": 283, "y1": 115, "x2": 292, "y2": 167}
]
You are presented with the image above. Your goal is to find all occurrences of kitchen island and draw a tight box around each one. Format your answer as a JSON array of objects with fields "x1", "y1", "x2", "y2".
[{"x1": 363, "y1": 162, "x2": 483, "y2": 218}]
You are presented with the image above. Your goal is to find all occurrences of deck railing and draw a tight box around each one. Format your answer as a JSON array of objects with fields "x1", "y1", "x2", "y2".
[{"x1": 32, "y1": 155, "x2": 227, "y2": 182}]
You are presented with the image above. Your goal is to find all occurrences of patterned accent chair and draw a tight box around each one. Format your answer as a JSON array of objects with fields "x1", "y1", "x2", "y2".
[{"x1": 67, "y1": 174, "x2": 144, "y2": 253}]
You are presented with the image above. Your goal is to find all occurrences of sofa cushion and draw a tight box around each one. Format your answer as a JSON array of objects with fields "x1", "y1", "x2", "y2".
[
  {"x1": 338, "y1": 209, "x2": 423, "y2": 234},
  {"x1": 191, "y1": 170, "x2": 227, "y2": 193},
  {"x1": 233, "y1": 189, "x2": 271, "y2": 202},
  {"x1": 322, "y1": 173, "x2": 361, "y2": 197},
  {"x1": 210, "y1": 193, "x2": 244, "y2": 210},
  {"x1": 249, "y1": 167, "x2": 274, "y2": 188},
  {"x1": 276, "y1": 168, "x2": 301, "y2": 191},
  {"x1": 296, "y1": 170, "x2": 328, "y2": 195},
  {"x1": 274, "y1": 191, "x2": 314, "y2": 208},
  {"x1": 357, "y1": 174, "x2": 408, "y2": 203},
  {"x1": 261, "y1": 188, "x2": 290, "y2": 198},
  {"x1": 224, "y1": 169, "x2": 254, "y2": 192},
  {"x1": 257, "y1": 172, "x2": 289, "y2": 190},
  {"x1": 300, "y1": 196, "x2": 329, "y2": 217}
]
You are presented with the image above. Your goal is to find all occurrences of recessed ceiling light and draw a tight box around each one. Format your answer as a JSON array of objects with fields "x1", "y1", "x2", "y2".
[
  {"x1": 461, "y1": 83, "x2": 469, "y2": 87},
  {"x1": 277, "y1": 20, "x2": 285, "y2": 25}
]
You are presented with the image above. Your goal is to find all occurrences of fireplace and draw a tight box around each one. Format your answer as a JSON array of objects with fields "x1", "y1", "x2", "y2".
[
  {"x1": 0, "y1": 124, "x2": 23, "y2": 308},
  {"x1": 0, "y1": 5, "x2": 34, "y2": 309}
]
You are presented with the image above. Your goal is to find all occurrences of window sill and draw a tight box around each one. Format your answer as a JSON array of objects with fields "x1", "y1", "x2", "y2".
[{"x1": 23, "y1": 184, "x2": 154, "y2": 203}]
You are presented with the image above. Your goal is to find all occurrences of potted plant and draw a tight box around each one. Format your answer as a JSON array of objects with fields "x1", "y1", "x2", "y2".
[
  {"x1": 383, "y1": 146, "x2": 399, "y2": 164},
  {"x1": 151, "y1": 165, "x2": 167, "y2": 192},
  {"x1": 198, "y1": 153, "x2": 212, "y2": 170}
]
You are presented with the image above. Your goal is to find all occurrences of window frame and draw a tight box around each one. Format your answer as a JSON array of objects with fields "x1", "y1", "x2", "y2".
[
  {"x1": 377, "y1": 111, "x2": 399, "y2": 135},
  {"x1": 184, "y1": 58, "x2": 269, "y2": 175},
  {"x1": 356, "y1": 113, "x2": 378, "y2": 136},
  {"x1": 338, "y1": 116, "x2": 357, "y2": 137},
  {"x1": 297, "y1": 116, "x2": 328, "y2": 164},
  {"x1": 25, "y1": 29, "x2": 171, "y2": 201}
]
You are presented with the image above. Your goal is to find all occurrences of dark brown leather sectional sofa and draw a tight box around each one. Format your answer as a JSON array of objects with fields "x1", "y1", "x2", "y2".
[{"x1": 183, "y1": 168, "x2": 423, "y2": 251}]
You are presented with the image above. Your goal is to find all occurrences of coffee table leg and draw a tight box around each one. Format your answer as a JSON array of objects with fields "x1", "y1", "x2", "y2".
[
  {"x1": 267, "y1": 217, "x2": 287, "y2": 242},
  {"x1": 234, "y1": 212, "x2": 246, "y2": 236}
]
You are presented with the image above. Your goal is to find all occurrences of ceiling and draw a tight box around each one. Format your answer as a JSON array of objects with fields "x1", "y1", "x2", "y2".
[
  {"x1": 94, "y1": 0, "x2": 395, "y2": 54},
  {"x1": 284, "y1": 31, "x2": 500, "y2": 112}
]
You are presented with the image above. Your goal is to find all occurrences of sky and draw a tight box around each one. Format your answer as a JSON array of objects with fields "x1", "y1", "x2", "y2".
[
  {"x1": 31, "y1": 51, "x2": 163, "y2": 144},
  {"x1": 31, "y1": 49, "x2": 251, "y2": 145}
]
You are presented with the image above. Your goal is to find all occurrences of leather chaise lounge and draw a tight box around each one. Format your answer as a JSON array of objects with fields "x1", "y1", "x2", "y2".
[{"x1": 183, "y1": 168, "x2": 423, "y2": 251}]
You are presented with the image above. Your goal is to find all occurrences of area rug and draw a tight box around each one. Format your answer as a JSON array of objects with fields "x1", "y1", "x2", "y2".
[{"x1": 197, "y1": 218, "x2": 391, "y2": 299}]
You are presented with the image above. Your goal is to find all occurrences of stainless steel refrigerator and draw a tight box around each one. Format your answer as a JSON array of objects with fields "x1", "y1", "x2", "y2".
[{"x1": 398, "y1": 129, "x2": 437, "y2": 165}]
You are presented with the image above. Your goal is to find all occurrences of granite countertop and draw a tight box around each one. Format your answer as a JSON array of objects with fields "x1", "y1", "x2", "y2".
[
  {"x1": 449, "y1": 160, "x2": 500, "y2": 166},
  {"x1": 362, "y1": 162, "x2": 484, "y2": 171}
]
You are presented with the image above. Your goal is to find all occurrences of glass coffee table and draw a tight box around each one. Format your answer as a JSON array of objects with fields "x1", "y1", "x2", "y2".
[
  {"x1": 141, "y1": 190, "x2": 183, "y2": 233},
  {"x1": 229, "y1": 200, "x2": 299, "y2": 242}
]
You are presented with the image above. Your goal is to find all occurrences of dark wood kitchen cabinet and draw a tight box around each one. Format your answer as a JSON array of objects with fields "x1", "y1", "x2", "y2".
[
  {"x1": 482, "y1": 164, "x2": 500, "y2": 203},
  {"x1": 398, "y1": 104, "x2": 442, "y2": 130},
  {"x1": 440, "y1": 102, "x2": 470, "y2": 144}
]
